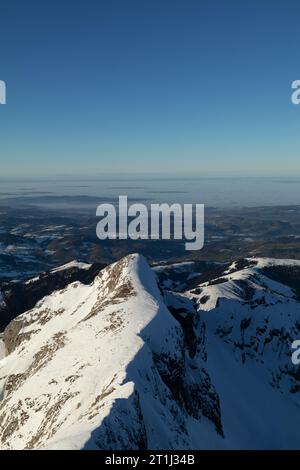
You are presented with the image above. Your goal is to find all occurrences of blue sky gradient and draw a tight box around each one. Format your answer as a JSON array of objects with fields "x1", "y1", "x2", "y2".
[{"x1": 1, "y1": 0, "x2": 300, "y2": 177}]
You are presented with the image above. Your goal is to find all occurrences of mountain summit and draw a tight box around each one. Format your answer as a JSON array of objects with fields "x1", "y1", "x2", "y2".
[
  {"x1": 1, "y1": 255, "x2": 300, "y2": 449},
  {"x1": 0, "y1": 254, "x2": 221, "y2": 450}
]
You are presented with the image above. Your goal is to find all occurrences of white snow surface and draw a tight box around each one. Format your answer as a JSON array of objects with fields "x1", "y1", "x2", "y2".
[
  {"x1": 187, "y1": 256, "x2": 300, "y2": 448},
  {"x1": 0, "y1": 254, "x2": 217, "y2": 450},
  {"x1": 50, "y1": 260, "x2": 92, "y2": 273},
  {"x1": 1, "y1": 255, "x2": 300, "y2": 449}
]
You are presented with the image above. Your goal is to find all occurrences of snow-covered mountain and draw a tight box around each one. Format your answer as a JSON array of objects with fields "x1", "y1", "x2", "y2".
[
  {"x1": 0, "y1": 254, "x2": 300, "y2": 449},
  {"x1": 187, "y1": 257, "x2": 300, "y2": 448},
  {"x1": 0, "y1": 260, "x2": 105, "y2": 331},
  {"x1": 0, "y1": 254, "x2": 221, "y2": 450}
]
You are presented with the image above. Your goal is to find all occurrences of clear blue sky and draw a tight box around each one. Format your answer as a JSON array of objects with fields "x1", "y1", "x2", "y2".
[{"x1": 1, "y1": 0, "x2": 300, "y2": 177}]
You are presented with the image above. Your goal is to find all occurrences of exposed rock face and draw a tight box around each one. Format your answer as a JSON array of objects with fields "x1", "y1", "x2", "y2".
[
  {"x1": 1, "y1": 255, "x2": 300, "y2": 449},
  {"x1": 0, "y1": 254, "x2": 221, "y2": 450},
  {"x1": 187, "y1": 258, "x2": 300, "y2": 395},
  {"x1": 186, "y1": 257, "x2": 300, "y2": 448}
]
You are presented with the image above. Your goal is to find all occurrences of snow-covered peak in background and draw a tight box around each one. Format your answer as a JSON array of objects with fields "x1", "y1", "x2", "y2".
[
  {"x1": 186, "y1": 257, "x2": 300, "y2": 448},
  {"x1": 0, "y1": 259, "x2": 105, "y2": 332},
  {"x1": 49, "y1": 260, "x2": 92, "y2": 274}
]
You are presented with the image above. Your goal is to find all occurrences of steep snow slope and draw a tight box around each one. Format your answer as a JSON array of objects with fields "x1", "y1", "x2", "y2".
[
  {"x1": 2, "y1": 255, "x2": 300, "y2": 450},
  {"x1": 0, "y1": 254, "x2": 221, "y2": 450},
  {"x1": 187, "y1": 257, "x2": 300, "y2": 448},
  {"x1": 49, "y1": 261, "x2": 92, "y2": 274},
  {"x1": 0, "y1": 260, "x2": 105, "y2": 331}
]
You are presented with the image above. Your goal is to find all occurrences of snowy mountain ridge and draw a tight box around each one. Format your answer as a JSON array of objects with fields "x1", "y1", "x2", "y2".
[
  {"x1": 186, "y1": 257, "x2": 300, "y2": 448},
  {"x1": 0, "y1": 254, "x2": 221, "y2": 450},
  {"x1": 0, "y1": 254, "x2": 300, "y2": 449}
]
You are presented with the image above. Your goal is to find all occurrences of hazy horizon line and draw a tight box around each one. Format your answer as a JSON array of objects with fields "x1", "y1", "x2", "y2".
[{"x1": 2, "y1": 173, "x2": 300, "y2": 181}]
